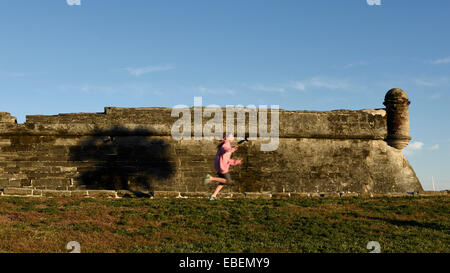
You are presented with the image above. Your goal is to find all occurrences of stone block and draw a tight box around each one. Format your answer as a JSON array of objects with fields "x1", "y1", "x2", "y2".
[
  {"x1": 217, "y1": 193, "x2": 232, "y2": 198},
  {"x1": 87, "y1": 190, "x2": 118, "y2": 198},
  {"x1": 33, "y1": 189, "x2": 42, "y2": 196},
  {"x1": 418, "y1": 191, "x2": 447, "y2": 196},
  {"x1": 180, "y1": 192, "x2": 210, "y2": 198},
  {"x1": 0, "y1": 139, "x2": 11, "y2": 146},
  {"x1": 359, "y1": 193, "x2": 374, "y2": 198},
  {"x1": 309, "y1": 193, "x2": 340, "y2": 198},
  {"x1": 152, "y1": 191, "x2": 180, "y2": 198},
  {"x1": 339, "y1": 193, "x2": 359, "y2": 198},
  {"x1": 271, "y1": 192, "x2": 290, "y2": 199},
  {"x1": 231, "y1": 193, "x2": 245, "y2": 198},
  {"x1": 71, "y1": 190, "x2": 89, "y2": 197},
  {"x1": 244, "y1": 192, "x2": 272, "y2": 199},
  {"x1": 310, "y1": 193, "x2": 322, "y2": 198},
  {"x1": 0, "y1": 112, "x2": 16, "y2": 123},
  {"x1": 59, "y1": 167, "x2": 78, "y2": 172},
  {"x1": 387, "y1": 193, "x2": 413, "y2": 197},
  {"x1": 371, "y1": 193, "x2": 387, "y2": 198},
  {"x1": 3, "y1": 187, "x2": 33, "y2": 196},
  {"x1": 290, "y1": 193, "x2": 310, "y2": 198},
  {"x1": 42, "y1": 190, "x2": 72, "y2": 197},
  {"x1": 6, "y1": 180, "x2": 22, "y2": 188},
  {"x1": 322, "y1": 193, "x2": 341, "y2": 198}
]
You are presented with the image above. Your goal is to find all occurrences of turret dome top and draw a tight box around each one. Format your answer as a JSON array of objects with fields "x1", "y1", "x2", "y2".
[{"x1": 385, "y1": 88, "x2": 409, "y2": 102}]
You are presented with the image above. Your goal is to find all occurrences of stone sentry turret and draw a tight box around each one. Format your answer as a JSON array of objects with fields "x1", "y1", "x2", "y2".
[{"x1": 384, "y1": 88, "x2": 411, "y2": 150}]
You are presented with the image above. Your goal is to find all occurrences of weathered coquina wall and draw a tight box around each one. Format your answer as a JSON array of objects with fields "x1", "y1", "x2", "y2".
[{"x1": 0, "y1": 89, "x2": 423, "y2": 194}]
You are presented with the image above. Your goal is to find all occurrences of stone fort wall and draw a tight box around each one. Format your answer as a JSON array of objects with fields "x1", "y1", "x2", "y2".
[{"x1": 0, "y1": 89, "x2": 423, "y2": 195}]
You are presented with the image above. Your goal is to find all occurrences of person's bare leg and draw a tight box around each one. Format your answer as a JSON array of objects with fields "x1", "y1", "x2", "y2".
[
  {"x1": 210, "y1": 176, "x2": 226, "y2": 183},
  {"x1": 211, "y1": 183, "x2": 226, "y2": 198}
]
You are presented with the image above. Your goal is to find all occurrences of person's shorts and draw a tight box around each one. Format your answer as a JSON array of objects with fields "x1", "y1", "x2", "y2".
[{"x1": 217, "y1": 172, "x2": 232, "y2": 185}]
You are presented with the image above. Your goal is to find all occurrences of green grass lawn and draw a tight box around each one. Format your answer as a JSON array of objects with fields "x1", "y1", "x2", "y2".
[{"x1": 0, "y1": 195, "x2": 448, "y2": 253}]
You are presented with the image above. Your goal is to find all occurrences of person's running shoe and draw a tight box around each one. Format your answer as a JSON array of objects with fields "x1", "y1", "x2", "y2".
[
  {"x1": 209, "y1": 196, "x2": 217, "y2": 201},
  {"x1": 203, "y1": 173, "x2": 211, "y2": 185}
]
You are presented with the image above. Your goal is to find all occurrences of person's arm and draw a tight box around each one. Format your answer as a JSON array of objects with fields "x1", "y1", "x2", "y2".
[{"x1": 229, "y1": 158, "x2": 243, "y2": 165}]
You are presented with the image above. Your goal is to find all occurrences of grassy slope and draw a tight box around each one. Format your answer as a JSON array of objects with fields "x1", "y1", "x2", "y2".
[{"x1": 0, "y1": 196, "x2": 448, "y2": 253}]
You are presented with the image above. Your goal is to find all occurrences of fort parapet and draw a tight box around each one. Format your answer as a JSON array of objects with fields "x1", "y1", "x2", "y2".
[{"x1": 0, "y1": 88, "x2": 423, "y2": 195}]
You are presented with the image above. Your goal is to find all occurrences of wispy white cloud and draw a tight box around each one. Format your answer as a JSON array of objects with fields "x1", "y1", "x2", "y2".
[
  {"x1": 246, "y1": 77, "x2": 360, "y2": 93},
  {"x1": 57, "y1": 83, "x2": 116, "y2": 94},
  {"x1": 342, "y1": 61, "x2": 368, "y2": 69},
  {"x1": 430, "y1": 57, "x2": 450, "y2": 64},
  {"x1": 403, "y1": 142, "x2": 440, "y2": 155},
  {"x1": 430, "y1": 93, "x2": 441, "y2": 100},
  {"x1": 409, "y1": 141, "x2": 424, "y2": 150},
  {"x1": 430, "y1": 144, "x2": 439, "y2": 150},
  {"x1": 413, "y1": 76, "x2": 450, "y2": 87},
  {"x1": 0, "y1": 69, "x2": 25, "y2": 78},
  {"x1": 151, "y1": 90, "x2": 165, "y2": 96},
  {"x1": 197, "y1": 85, "x2": 236, "y2": 95},
  {"x1": 290, "y1": 77, "x2": 352, "y2": 91},
  {"x1": 59, "y1": 83, "x2": 165, "y2": 96},
  {"x1": 289, "y1": 81, "x2": 306, "y2": 91},
  {"x1": 403, "y1": 141, "x2": 424, "y2": 156},
  {"x1": 126, "y1": 64, "x2": 174, "y2": 77},
  {"x1": 308, "y1": 77, "x2": 350, "y2": 90},
  {"x1": 248, "y1": 83, "x2": 285, "y2": 93},
  {"x1": 414, "y1": 79, "x2": 436, "y2": 87}
]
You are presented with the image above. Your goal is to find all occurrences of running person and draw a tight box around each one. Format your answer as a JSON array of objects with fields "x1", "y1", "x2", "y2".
[{"x1": 204, "y1": 132, "x2": 243, "y2": 200}]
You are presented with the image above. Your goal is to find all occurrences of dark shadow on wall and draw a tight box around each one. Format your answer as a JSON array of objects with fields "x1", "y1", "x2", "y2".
[{"x1": 69, "y1": 126, "x2": 174, "y2": 192}]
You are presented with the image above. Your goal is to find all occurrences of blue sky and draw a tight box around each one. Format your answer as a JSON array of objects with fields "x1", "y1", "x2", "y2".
[{"x1": 0, "y1": 0, "x2": 449, "y2": 190}]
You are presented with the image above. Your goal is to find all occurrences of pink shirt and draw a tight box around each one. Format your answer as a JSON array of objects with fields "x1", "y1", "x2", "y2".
[{"x1": 214, "y1": 140, "x2": 239, "y2": 174}]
